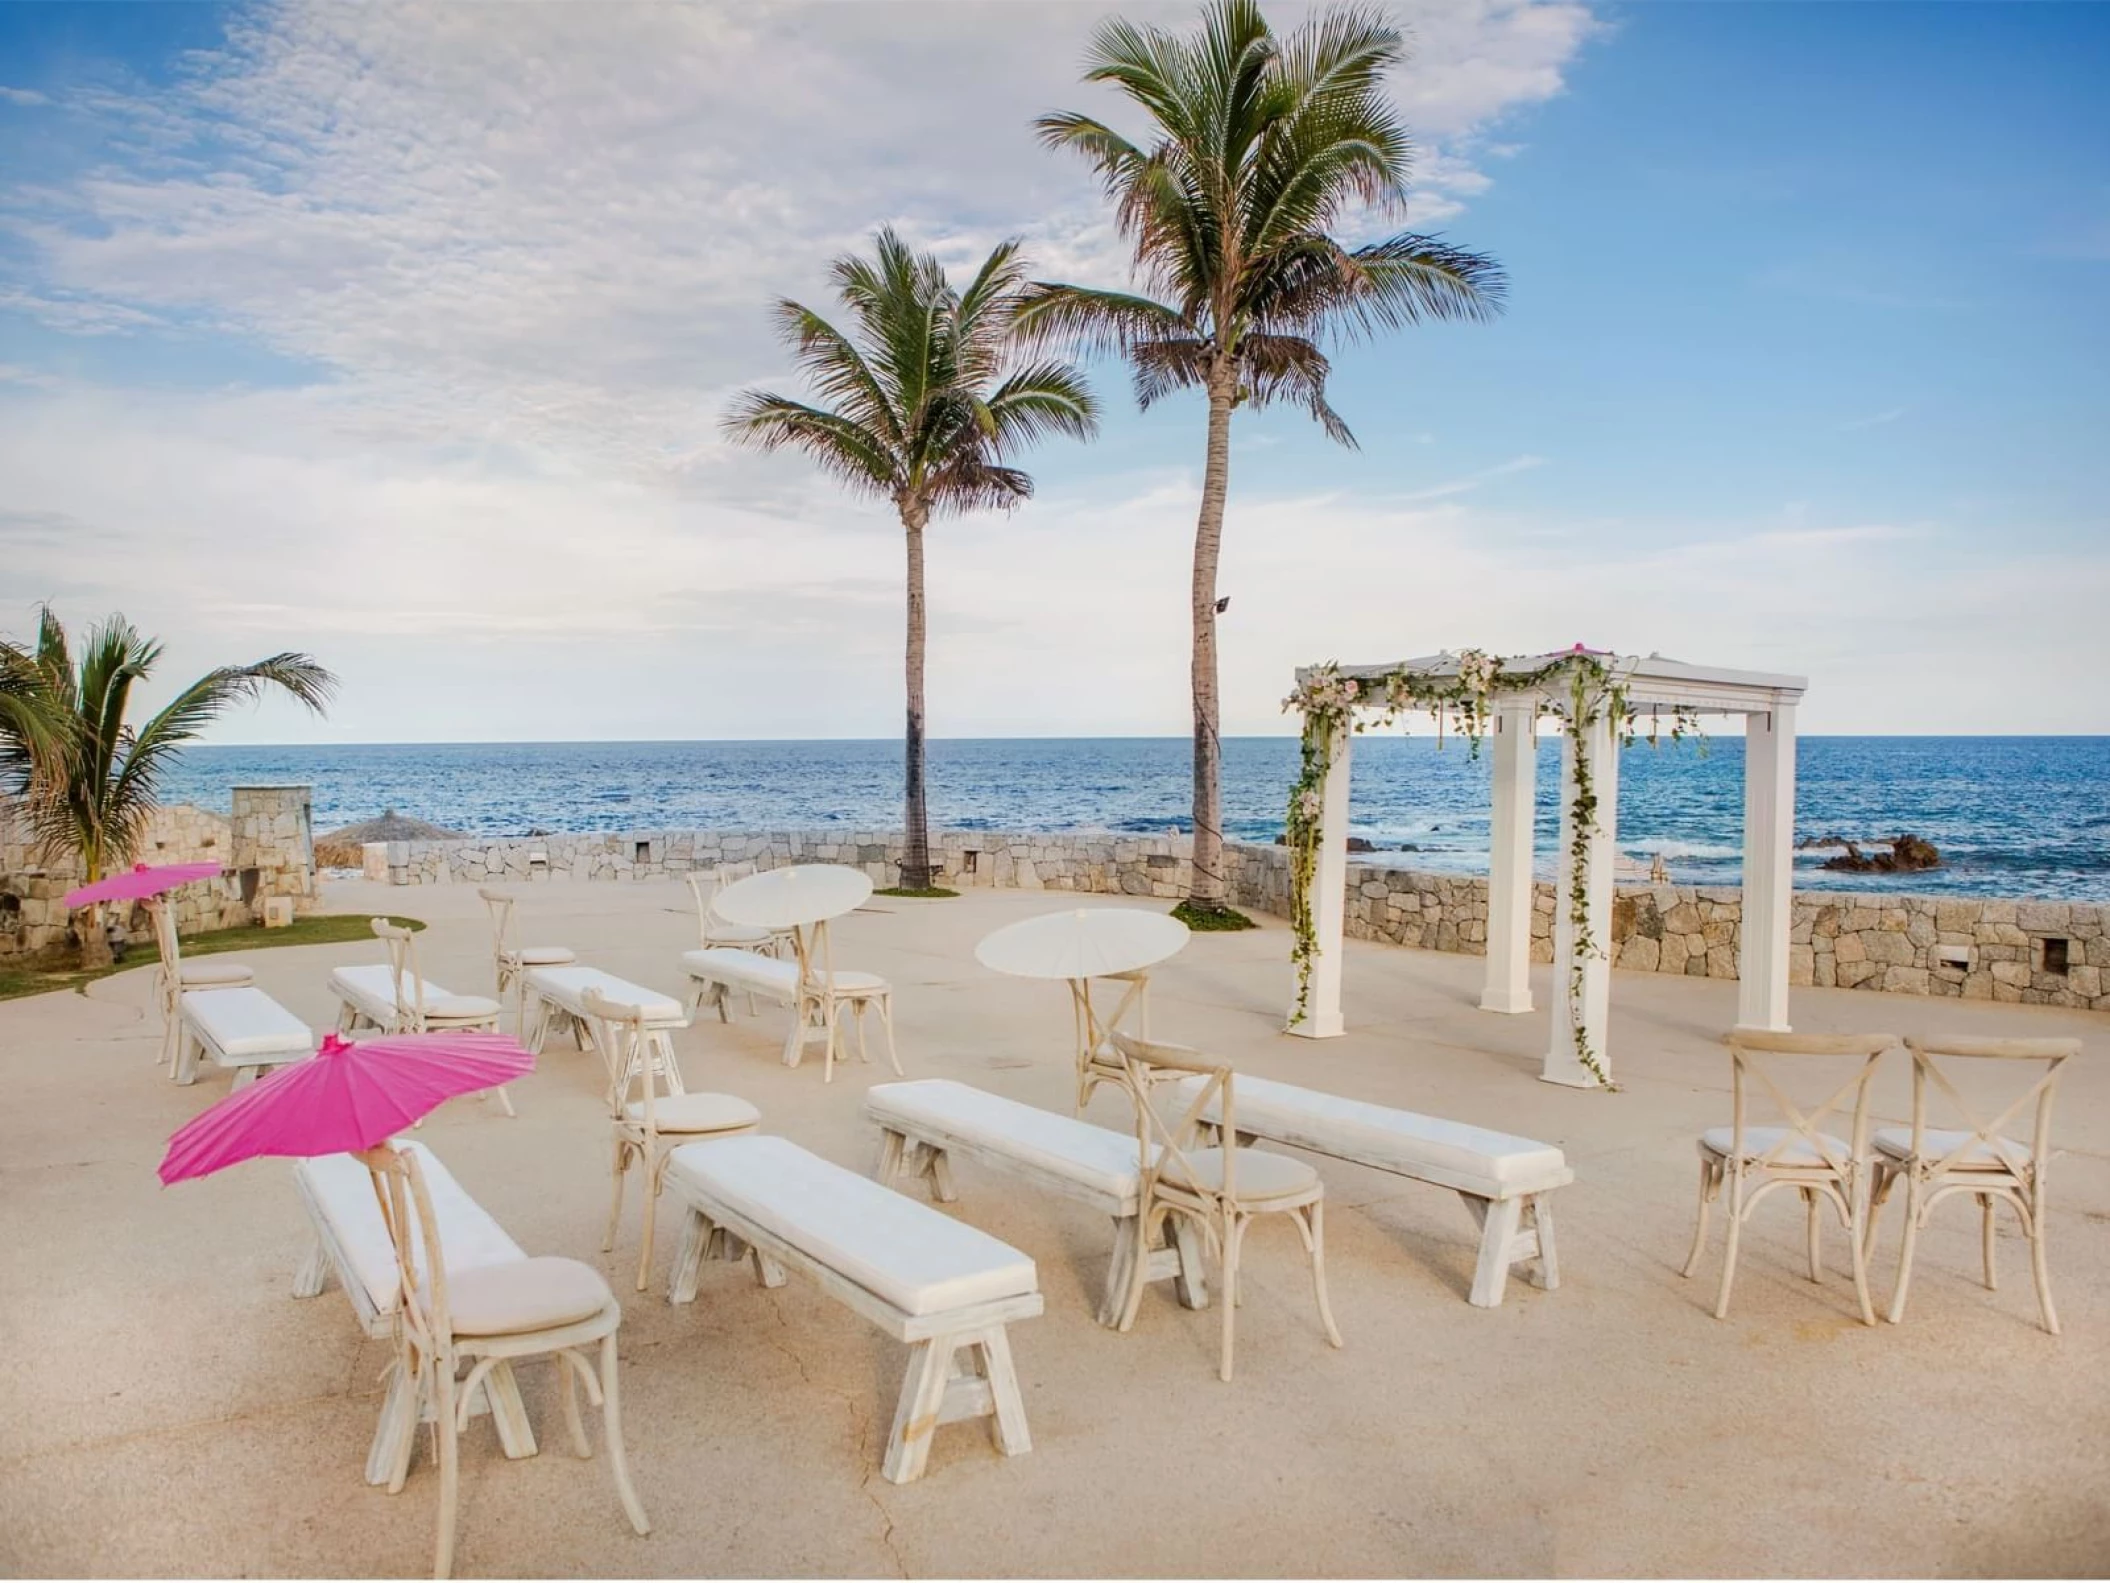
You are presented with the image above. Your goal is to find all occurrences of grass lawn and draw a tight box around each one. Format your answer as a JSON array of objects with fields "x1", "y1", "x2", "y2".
[{"x1": 0, "y1": 914, "x2": 427, "y2": 1002}]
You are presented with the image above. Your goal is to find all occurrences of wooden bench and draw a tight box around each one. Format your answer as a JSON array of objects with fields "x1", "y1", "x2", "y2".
[
  {"x1": 1175, "y1": 1074, "x2": 1573, "y2": 1308},
  {"x1": 522, "y1": 965, "x2": 687, "y2": 1093},
  {"x1": 173, "y1": 986, "x2": 315, "y2": 1086},
  {"x1": 289, "y1": 1145, "x2": 540, "y2": 1483},
  {"x1": 682, "y1": 946, "x2": 900, "y2": 1080},
  {"x1": 329, "y1": 964, "x2": 497, "y2": 1036},
  {"x1": 866, "y1": 1078, "x2": 1207, "y2": 1326},
  {"x1": 662, "y1": 1134, "x2": 1041, "y2": 1484}
]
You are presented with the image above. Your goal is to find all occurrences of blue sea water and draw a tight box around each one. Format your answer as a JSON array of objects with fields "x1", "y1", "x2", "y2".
[{"x1": 160, "y1": 736, "x2": 2110, "y2": 900}]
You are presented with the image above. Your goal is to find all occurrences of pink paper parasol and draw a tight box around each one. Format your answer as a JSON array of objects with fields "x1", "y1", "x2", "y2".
[
  {"x1": 65, "y1": 861, "x2": 225, "y2": 909},
  {"x1": 159, "y1": 1031, "x2": 535, "y2": 1186}
]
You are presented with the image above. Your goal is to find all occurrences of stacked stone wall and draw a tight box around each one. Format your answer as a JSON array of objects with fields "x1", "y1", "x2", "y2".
[{"x1": 0, "y1": 802, "x2": 248, "y2": 959}]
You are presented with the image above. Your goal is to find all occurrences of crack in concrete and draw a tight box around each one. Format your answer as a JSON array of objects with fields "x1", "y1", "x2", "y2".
[{"x1": 755, "y1": 1288, "x2": 907, "y2": 1579}]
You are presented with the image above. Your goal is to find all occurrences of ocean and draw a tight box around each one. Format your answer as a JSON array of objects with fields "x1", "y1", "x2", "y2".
[{"x1": 161, "y1": 736, "x2": 2110, "y2": 901}]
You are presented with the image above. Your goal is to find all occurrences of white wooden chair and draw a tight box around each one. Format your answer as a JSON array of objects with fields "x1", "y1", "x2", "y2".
[
  {"x1": 1106, "y1": 1031, "x2": 1341, "y2": 1382},
  {"x1": 148, "y1": 898, "x2": 252, "y2": 1070},
  {"x1": 1867, "y1": 1035, "x2": 2077, "y2": 1334},
  {"x1": 370, "y1": 918, "x2": 516, "y2": 1119},
  {"x1": 584, "y1": 987, "x2": 760, "y2": 1293},
  {"x1": 478, "y1": 888, "x2": 575, "y2": 1031},
  {"x1": 688, "y1": 864, "x2": 792, "y2": 957},
  {"x1": 1681, "y1": 1030, "x2": 1893, "y2": 1324},
  {"x1": 359, "y1": 1142, "x2": 649, "y2": 1580}
]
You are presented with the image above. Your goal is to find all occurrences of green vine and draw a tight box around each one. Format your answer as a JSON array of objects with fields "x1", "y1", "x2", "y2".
[{"x1": 1281, "y1": 647, "x2": 1699, "y2": 1091}]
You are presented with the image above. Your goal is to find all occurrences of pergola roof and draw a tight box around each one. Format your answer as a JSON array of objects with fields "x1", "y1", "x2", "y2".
[{"x1": 1302, "y1": 650, "x2": 1808, "y2": 716}]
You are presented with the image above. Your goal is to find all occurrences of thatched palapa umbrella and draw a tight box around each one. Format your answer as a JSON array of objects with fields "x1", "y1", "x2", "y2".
[{"x1": 314, "y1": 807, "x2": 465, "y2": 868}]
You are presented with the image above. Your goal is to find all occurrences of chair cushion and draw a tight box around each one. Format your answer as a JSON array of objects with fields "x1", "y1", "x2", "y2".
[
  {"x1": 514, "y1": 945, "x2": 576, "y2": 966},
  {"x1": 447, "y1": 1257, "x2": 613, "y2": 1338},
  {"x1": 1699, "y1": 1126, "x2": 1853, "y2": 1167},
  {"x1": 527, "y1": 965, "x2": 685, "y2": 1024},
  {"x1": 1872, "y1": 1126, "x2": 2031, "y2": 1169},
  {"x1": 1158, "y1": 1146, "x2": 1319, "y2": 1201},
  {"x1": 182, "y1": 987, "x2": 314, "y2": 1059},
  {"x1": 1172, "y1": 1074, "x2": 1569, "y2": 1194},
  {"x1": 422, "y1": 994, "x2": 502, "y2": 1022},
  {"x1": 295, "y1": 1144, "x2": 524, "y2": 1317},
  {"x1": 627, "y1": 1092, "x2": 761, "y2": 1134},
  {"x1": 866, "y1": 1079, "x2": 1149, "y2": 1202},
  {"x1": 664, "y1": 1135, "x2": 1037, "y2": 1318},
  {"x1": 706, "y1": 921, "x2": 776, "y2": 947},
  {"x1": 179, "y1": 959, "x2": 253, "y2": 989},
  {"x1": 330, "y1": 965, "x2": 402, "y2": 1018}
]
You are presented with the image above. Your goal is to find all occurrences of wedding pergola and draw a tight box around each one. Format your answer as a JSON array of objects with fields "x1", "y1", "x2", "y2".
[{"x1": 1286, "y1": 650, "x2": 1809, "y2": 1087}]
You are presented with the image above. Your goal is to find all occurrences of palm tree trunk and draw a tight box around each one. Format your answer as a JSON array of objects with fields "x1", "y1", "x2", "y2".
[
  {"x1": 900, "y1": 502, "x2": 934, "y2": 891},
  {"x1": 1186, "y1": 361, "x2": 1236, "y2": 911}
]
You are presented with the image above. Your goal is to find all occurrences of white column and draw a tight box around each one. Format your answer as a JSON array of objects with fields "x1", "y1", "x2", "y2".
[
  {"x1": 1480, "y1": 704, "x2": 1537, "y2": 1014},
  {"x1": 1543, "y1": 708, "x2": 1620, "y2": 1087},
  {"x1": 1288, "y1": 715, "x2": 1352, "y2": 1038},
  {"x1": 1736, "y1": 703, "x2": 1797, "y2": 1031}
]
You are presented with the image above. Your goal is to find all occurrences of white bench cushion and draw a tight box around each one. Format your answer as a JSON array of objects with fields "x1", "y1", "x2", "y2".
[
  {"x1": 179, "y1": 959, "x2": 253, "y2": 989},
  {"x1": 449, "y1": 1257, "x2": 611, "y2": 1337},
  {"x1": 1175, "y1": 1074, "x2": 1570, "y2": 1196},
  {"x1": 684, "y1": 949, "x2": 887, "y2": 996},
  {"x1": 626, "y1": 1092, "x2": 761, "y2": 1134},
  {"x1": 331, "y1": 965, "x2": 496, "y2": 1025},
  {"x1": 182, "y1": 987, "x2": 314, "y2": 1060},
  {"x1": 665, "y1": 1135, "x2": 1037, "y2": 1318},
  {"x1": 527, "y1": 964, "x2": 685, "y2": 1024},
  {"x1": 867, "y1": 1079, "x2": 1148, "y2": 1202},
  {"x1": 295, "y1": 1145, "x2": 524, "y2": 1317}
]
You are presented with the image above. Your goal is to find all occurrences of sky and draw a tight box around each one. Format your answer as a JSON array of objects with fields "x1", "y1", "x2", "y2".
[{"x1": 0, "y1": 0, "x2": 2105, "y2": 744}]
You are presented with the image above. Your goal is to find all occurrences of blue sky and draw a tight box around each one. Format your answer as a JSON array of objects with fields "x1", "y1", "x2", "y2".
[{"x1": 0, "y1": 1, "x2": 2104, "y2": 742}]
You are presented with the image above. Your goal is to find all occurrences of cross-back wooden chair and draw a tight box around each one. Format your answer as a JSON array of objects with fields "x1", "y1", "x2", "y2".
[
  {"x1": 1073, "y1": 970, "x2": 1152, "y2": 1113},
  {"x1": 1106, "y1": 1031, "x2": 1342, "y2": 1382},
  {"x1": 688, "y1": 864, "x2": 792, "y2": 956},
  {"x1": 585, "y1": 988, "x2": 760, "y2": 1293},
  {"x1": 1682, "y1": 1030, "x2": 1896, "y2": 1324},
  {"x1": 371, "y1": 918, "x2": 515, "y2": 1118},
  {"x1": 357, "y1": 1142, "x2": 649, "y2": 1580},
  {"x1": 148, "y1": 897, "x2": 252, "y2": 1071},
  {"x1": 477, "y1": 887, "x2": 574, "y2": 1031},
  {"x1": 1867, "y1": 1035, "x2": 2077, "y2": 1334}
]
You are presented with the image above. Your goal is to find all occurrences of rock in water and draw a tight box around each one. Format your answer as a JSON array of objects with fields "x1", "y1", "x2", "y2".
[{"x1": 1821, "y1": 834, "x2": 1941, "y2": 873}]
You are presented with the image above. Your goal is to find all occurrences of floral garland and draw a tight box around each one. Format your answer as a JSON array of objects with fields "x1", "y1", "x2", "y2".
[{"x1": 1282, "y1": 647, "x2": 1699, "y2": 1091}]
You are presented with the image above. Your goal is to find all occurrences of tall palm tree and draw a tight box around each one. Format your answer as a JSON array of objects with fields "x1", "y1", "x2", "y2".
[
  {"x1": 1, "y1": 607, "x2": 336, "y2": 963},
  {"x1": 1024, "y1": 0, "x2": 1507, "y2": 920},
  {"x1": 723, "y1": 228, "x2": 1098, "y2": 890}
]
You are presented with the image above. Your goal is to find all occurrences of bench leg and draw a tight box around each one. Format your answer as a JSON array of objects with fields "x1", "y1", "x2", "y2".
[
  {"x1": 875, "y1": 1128, "x2": 906, "y2": 1187},
  {"x1": 231, "y1": 1063, "x2": 260, "y2": 1090},
  {"x1": 481, "y1": 1361, "x2": 539, "y2": 1460},
  {"x1": 920, "y1": 1146, "x2": 958, "y2": 1204},
  {"x1": 292, "y1": 1239, "x2": 330, "y2": 1300},
  {"x1": 366, "y1": 1358, "x2": 418, "y2": 1488},
  {"x1": 967, "y1": 1324, "x2": 1031, "y2": 1458},
  {"x1": 173, "y1": 1026, "x2": 201, "y2": 1085},
  {"x1": 883, "y1": 1338, "x2": 955, "y2": 1485},
  {"x1": 1465, "y1": 1194, "x2": 1525, "y2": 1308},
  {"x1": 669, "y1": 1208, "x2": 710, "y2": 1305},
  {"x1": 1169, "y1": 1217, "x2": 1210, "y2": 1310},
  {"x1": 750, "y1": 1248, "x2": 786, "y2": 1288},
  {"x1": 335, "y1": 1001, "x2": 356, "y2": 1036},
  {"x1": 1103, "y1": 1216, "x2": 1140, "y2": 1327},
  {"x1": 1527, "y1": 1195, "x2": 1560, "y2": 1291}
]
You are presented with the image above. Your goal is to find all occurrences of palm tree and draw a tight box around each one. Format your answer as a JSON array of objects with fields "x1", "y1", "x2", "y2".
[
  {"x1": 1024, "y1": 0, "x2": 1507, "y2": 921},
  {"x1": 1, "y1": 607, "x2": 336, "y2": 963},
  {"x1": 723, "y1": 228, "x2": 1098, "y2": 890}
]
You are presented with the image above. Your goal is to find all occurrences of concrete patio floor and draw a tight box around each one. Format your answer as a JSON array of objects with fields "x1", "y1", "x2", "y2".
[{"x1": 2, "y1": 878, "x2": 2105, "y2": 1578}]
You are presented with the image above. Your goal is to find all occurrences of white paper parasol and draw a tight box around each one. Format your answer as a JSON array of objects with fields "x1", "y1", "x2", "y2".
[
  {"x1": 713, "y1": 864, "x2": 874, "y2": 930},
  {"x1": 975, "y1": 907, "x2": 1190, "y2": 982}
]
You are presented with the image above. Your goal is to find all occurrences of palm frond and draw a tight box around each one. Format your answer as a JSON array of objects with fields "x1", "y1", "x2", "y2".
[
  {"x1": 1237, "y1": 332, "x2": 1355, "y2": 446},
  {"x1": 721, "y1": 392, "x2": 903, "y2": 499},
  {"x1": 1015, "y1": 283, "x2": 1194, "y2": 356}
]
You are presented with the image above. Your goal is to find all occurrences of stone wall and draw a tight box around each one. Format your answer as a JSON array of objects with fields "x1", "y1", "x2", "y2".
[
  {"x1": 1231, "y1": 844, "x2": 2110, "y2": 1012},
  {"x1": 0, "y1": 788, "x2": 320, "y2": 960},
  {"x1": 0, "y1": 802, "x2": 248, "y2": 959},
  {"x1": 381, "y1": 827, "x2": 1201, "y2": 898},
  {"x1": 372, "y1": 825, "x2": 2108, "y2": 1013},
  {"x1": 231, "y1": 785, "x2": 319, "y2": 921}
]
